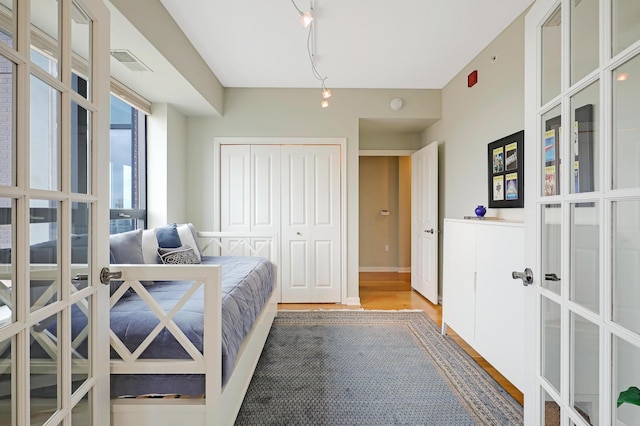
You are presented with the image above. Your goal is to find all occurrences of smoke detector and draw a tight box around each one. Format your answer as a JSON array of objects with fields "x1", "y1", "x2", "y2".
[
  {"x1": 110, "y1": 49, "x2": 152, "y2": 72},
  {"x1": 390, "y1": 98, "x2": 403, "y2": 111}
]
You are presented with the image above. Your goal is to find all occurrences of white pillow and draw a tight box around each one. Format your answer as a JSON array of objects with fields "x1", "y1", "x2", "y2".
[
  {"x1": 177, "y1": 224, "x2": 202, "y2": 262},
  {"x1": 141, "y1": 228, "x2": 160, "y2": 264}
]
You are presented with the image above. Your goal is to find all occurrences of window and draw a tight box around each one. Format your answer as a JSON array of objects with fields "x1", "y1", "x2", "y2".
[{"x1": 109, "y1": 95, "x2": 147, "y2": 234}]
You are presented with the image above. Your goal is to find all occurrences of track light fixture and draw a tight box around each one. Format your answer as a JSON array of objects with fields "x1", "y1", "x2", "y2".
[
  {"x1": 291, "y1": 0, "x2": 332, "y2": 108},
  {"x1": 291, "y1": 0, "x2": 313, "y2": 27}
]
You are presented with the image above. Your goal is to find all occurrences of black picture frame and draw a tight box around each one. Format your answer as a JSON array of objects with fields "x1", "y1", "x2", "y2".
[{"x1": 487, "y1": 130, "x2": 525, "y2": 208}]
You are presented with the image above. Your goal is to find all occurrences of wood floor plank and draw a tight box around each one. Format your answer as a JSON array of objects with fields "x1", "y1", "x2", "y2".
[{"x1": 278, "y1": 271, "x2": 524, "y2": 405}]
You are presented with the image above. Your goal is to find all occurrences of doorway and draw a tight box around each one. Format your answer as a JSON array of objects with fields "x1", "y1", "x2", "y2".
[{"x1": 358, "y1": 155, "x2": 412, "y2": 274}]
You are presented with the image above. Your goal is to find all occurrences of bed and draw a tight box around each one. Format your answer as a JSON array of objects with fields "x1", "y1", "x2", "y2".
[{"x1": 109, "y1": 230, "x2": 278, "y2": 426}]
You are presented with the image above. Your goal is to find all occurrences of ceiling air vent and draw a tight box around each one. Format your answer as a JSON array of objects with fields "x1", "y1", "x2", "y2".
[{"x1": 110, "y1": 49, "x2": 152, "y2": 72}]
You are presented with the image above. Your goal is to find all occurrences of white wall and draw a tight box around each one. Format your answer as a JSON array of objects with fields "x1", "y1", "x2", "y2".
[
  {"x1": 186, "y1": 88, "x2": 441, "y2": 302},
  {"x1": 147, "y1": 103, "x2": 188, "y2": 227}
]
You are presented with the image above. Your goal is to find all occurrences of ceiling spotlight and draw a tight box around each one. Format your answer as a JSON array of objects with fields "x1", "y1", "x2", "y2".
[
  {"x1": 321, "y1": 99, "x2": 329, "y2": 108},
  {"x1": 617, "y1": 72, "x2": 629, "y2": 81},
  {"x1": 300, "y1": 11, "x2": 313, "y2": 27},
  {"x1": 291, "y1": 0, "x2": 313, "y2": 27}
]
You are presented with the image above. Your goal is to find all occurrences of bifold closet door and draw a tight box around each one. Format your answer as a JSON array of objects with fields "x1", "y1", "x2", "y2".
[
  {"x1": 220, "y1": 145, "x2": 280, "y2": 259},
  {"x1": 280, "y1": 145, "x2": 341, "y2": 303}
]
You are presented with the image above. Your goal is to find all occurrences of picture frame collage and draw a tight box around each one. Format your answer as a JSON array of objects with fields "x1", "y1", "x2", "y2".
[{"x1": 487, "y1": 130, "x2": 525, "y2": 208}]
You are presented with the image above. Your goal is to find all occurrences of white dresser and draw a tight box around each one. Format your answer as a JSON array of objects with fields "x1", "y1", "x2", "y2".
[{"x1": 441, "y1": 218, "x2": 525, "y2": 391}]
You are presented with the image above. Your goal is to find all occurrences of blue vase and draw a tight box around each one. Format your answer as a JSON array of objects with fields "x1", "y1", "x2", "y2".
[{"x1": 475, "y1": 205, "x2": 487, "y2": 217}]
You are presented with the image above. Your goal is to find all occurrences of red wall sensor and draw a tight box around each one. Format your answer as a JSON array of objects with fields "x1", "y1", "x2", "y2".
[{"x1": 468, "y1": 70, "x2": 478, "y2": 88}]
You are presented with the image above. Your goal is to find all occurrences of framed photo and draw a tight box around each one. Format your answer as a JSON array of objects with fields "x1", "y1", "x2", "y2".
[{"x1": 487, "y1": 130, "x2": 524, "y2": 208}]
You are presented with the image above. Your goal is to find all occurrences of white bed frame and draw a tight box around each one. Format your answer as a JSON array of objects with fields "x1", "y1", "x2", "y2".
[{"x1": 110, "y1": 232, "x2": 278, "y2": 426}]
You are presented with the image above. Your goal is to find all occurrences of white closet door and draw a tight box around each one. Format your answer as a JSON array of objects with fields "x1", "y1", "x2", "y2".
[
  {"x1": 220, "y1": 145, "x2": 250, "y2": 255},
  {"x1": 250, "y1": 145, "x2": 280, "y2": 260},
  {"x1": 281, "y1": 145, "x2": 341, "y2": 303}
]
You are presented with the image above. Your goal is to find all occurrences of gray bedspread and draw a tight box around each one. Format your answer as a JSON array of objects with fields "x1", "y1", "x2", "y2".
[{"x1": 109, "y1": 255, "x2": 275, "y2": 397}]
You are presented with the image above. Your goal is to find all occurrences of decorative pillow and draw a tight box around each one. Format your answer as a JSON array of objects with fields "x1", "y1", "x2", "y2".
[
  {"x1": 157, "y1": 245, "x2": 201, "y2": 265},
  {"x1": 177, "y1": 224, "x2": 202, "y2": 262},
  {"x1": 186, "y1": 223, "x2": 203, "y2": 257},
  {"x1": 109, "y1": 229, "x2": 153, "y2": 291},
  {"x1": 156, "y1": 224, "x2": 182, "y2": 248},
  {"x1": 109, "y1": 229, "x2": 145, "y2": 264},
  {"x1": 141, "y1": 228, "x2": 160, "y2": 264}
]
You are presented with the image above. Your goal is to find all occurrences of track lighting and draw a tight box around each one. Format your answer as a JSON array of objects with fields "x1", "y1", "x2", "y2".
[
  {"x1": 291, "y1": 0, "x2": 313, "y2": 27},
  {"x1": 299, "y1": 12, "x2": 313, "y2": 27},
  {"x1": 291, "y1": 0, "x2": 332, "y2": 108}
]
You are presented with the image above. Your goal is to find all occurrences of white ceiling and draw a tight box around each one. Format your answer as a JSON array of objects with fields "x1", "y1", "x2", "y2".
[{"x1": 159, "y1": 0, "x2": 534, "y2": 90}]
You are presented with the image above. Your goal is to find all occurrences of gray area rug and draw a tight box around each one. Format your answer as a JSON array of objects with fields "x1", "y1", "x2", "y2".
[{"x1": 235, "y1": 310, "x2": 523, "y2": 425}]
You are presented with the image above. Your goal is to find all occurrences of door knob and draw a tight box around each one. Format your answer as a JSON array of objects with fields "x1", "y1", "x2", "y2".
[
  {"x1": 296, "y1": 232, "x2": 302, "y2": 236},
  {"x1": 512, "y1": 268, "x2": 534, "y2": 286},
  {"x1": 100, "y1": 267, "x2": 122, "y2": 285},
  {"x1": 425, "y1": 229, "x2": 435, "y2": 234}
]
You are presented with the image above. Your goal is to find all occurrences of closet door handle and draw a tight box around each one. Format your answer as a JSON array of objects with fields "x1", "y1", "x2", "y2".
[
  {"x1": 425, "y1": 229, "x2": 435, "y2": 234},
  {"x1": 296, "y1": 232, "x2": 302, "y2": 236}
]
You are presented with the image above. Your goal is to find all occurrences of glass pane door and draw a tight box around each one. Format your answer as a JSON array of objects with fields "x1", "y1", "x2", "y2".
[
  {"x1": 526, "y1": 0, "x2": 640, "y2": 425},
  {"x1": 0, "y1": 0, "x2": 110, "y2": 424}
]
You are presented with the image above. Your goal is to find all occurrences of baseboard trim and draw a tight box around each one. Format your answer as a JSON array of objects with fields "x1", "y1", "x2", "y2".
[
  {"x1": 344, "y1": 297, "x2": 361, "y2": 306},
  {"x1": 359, "y1": 267, "x2": 411, "y2": 273},
  {"x1": 359, "y1": 267, "x2": 398, "y2": 272}
]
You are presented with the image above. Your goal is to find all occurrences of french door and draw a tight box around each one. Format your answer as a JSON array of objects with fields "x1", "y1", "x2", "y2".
[
  {"x1": 524, "y1": 0, "x2": 640, "y2": 425},
  {"x1": 0, "y1": 0, "x2": 111, "y2": 424}
]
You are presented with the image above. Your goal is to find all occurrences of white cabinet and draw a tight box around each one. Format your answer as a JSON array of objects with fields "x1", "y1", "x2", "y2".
[
  {"x1": 220, "y1": 144, "x2": 342, "y2": 303},
  {"x1": 442, "y1": 218, "x2": 525, "y2": 391}
]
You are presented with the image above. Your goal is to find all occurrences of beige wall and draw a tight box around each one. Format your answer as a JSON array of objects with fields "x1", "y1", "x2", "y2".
[
  {"x1": 360, "y1": 133, "x2": 423, "y2": 151},
  {"x1": 424, "y1": 12, "x2": 526, "y2": 224},
  {"x1": 359, "y1": 157, "x2": 399, "y2": 270},
  {"x1": 358, "y1": 155, "x2": 412, "y2": 272},
  {"x1": 398, "y1": 156, "x2": 411, "y2": 270},
  {"x1": 186, "y1": 88, "x2": 441, "y2": 303},
  {"x1": 422, "y1": 11, "x2": 527, "y2": 296}
]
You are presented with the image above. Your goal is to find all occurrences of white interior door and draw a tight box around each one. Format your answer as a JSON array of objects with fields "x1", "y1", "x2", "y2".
[
  {"x1": 220, "y1": 145, "x2": 251, "y2": 256},
  {"x1": 281, "y1": 145, "x2": 341, "y2": 303},
  {"x1": 0, "y1": 0, "x2": 111, "y2": 424},
  {"x1": 411, "y1": 142, "x2": 438, "y2": 304},
  {"x1": 524, "y1": 1, "x2": 640, "y2": 425}
]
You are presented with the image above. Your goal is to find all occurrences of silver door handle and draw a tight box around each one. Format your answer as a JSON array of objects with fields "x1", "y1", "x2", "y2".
[
  {"x1": 512, "y1": 268, "x2": 533, "y2": 286},
  {"x1": 100, "y1": 267, "x2": 122, "y2": 285}
]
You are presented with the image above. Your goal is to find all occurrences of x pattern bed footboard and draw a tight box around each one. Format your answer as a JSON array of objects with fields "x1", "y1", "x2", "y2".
[
  {"x1": 108, "y1": 265, "x2": 221, "y2": 376},
  {"x1": 197, "y1": 232, "x2": 277, "y2": 260}
]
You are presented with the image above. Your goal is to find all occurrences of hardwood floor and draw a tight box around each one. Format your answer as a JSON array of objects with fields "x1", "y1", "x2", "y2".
[{"x1": 278, "y1": 271, "x2": 524, "y2": 406}]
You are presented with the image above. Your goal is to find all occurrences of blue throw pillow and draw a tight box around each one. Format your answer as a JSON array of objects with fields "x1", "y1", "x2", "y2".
[{"x1": 156, "y1": 224, "x2": 182, "y2": 248}]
